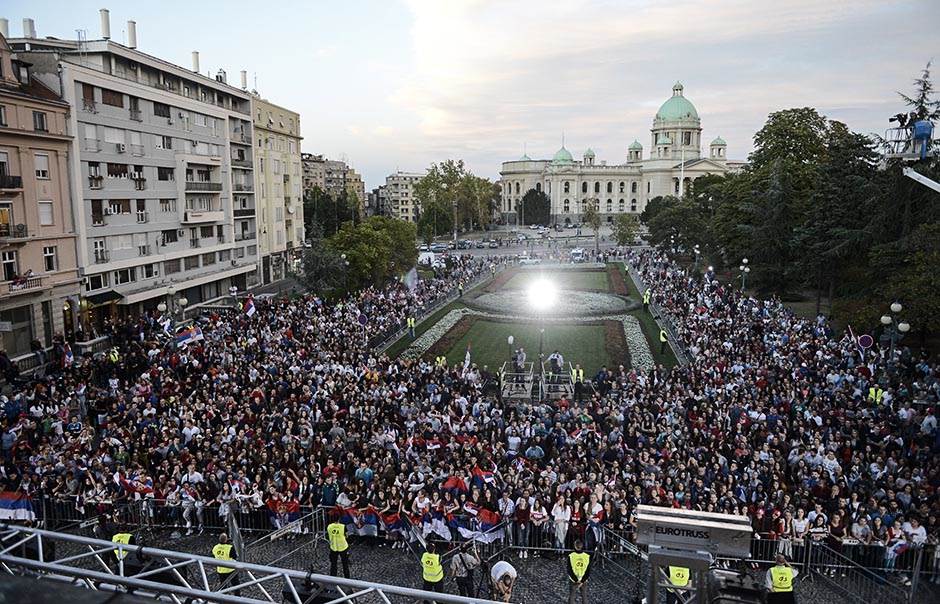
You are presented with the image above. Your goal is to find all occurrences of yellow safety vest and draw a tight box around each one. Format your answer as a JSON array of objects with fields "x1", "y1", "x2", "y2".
[
  {"x1": 643, "y1": 289, "x2": 651, "y2": 304},
  {"x1": 435, "y1": 356, "x2": 446, "y2": 367},
  {"x1": 569, "y1": 552, "x2": 590, "y2": 582},
  {"x1": 421, "y1": 552, "x2": 443, "y2": 583},
  {"x1": 212, "y1": 543, "x2": 235, "y2": 574},
  {"x1": 770, "y1": 566, "x2": 793, "y2": 592},
  {"x1": 571, "y1": 368, "x2": 584, "y2": 382},
  {"x1": 407, "y1": 317, "x2": 416, "y2": 328},
  {"x1": 327, "y1": 522, "x2": 348, "y2": 552},
  {"x1": 669, "y1": 566, "x2": 689, "y2": 587},
  {"x1": 868, "y1": 387, "x2": 884, "y2": 404},
  {"x1": 108, "y1": 349, "x2": 120, "y2": 363},
  {"x1": 659, "y1": 330, "x2": 668, "y2": 343},
  {"x1": 112, "y1": 533, "x2": 132, "y2": 560}
]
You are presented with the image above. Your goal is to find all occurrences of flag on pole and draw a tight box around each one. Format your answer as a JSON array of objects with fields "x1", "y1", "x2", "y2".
[
  {"x1": 404, "y1": 267, "x2": 418, "y2": 292},
  {"x1": 244, "y1": 296, "x2": 256, "y2": 317},
  {"x1": 463, "y1": 343, "x2": 471, "y2": 372},
  {"x1": 175, "y1": 325, "x2": 204, "y2": 347}
]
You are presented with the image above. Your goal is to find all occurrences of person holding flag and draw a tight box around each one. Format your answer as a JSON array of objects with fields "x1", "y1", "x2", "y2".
[{"x1": 243, "y1": 295, "x2": 256, "y2": 317}]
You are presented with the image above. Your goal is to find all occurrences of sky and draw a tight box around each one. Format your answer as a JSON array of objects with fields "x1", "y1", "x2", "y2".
[{"x1": 6, "y1": 0, "x2": 940, "y2": 189}]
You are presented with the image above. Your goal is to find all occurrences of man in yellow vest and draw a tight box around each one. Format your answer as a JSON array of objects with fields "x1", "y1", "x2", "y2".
[
  {"x1": 212, "y1": 533, "x2": 240, "y2": 595},
  {"x1": 407, "y1": 316, "x2": 416, "y2": 339},
  {"x1": 421, "y1": 541, "x2": 444, "y2": 597},
  {"x1": 567, "y1": 539, "x2": 591, "y2": 604},
  {"x1": 666, "y1": 564, "x2": 690, "y2": 604},
  {"x1": 765, "y1": 554, "x2": 798, "y2": 604},
  {"x1": 571, "y1": 364, "x2": 584, "y2": 402},
  {"x1": 659, "y1": 329, "x2": 668, "y2": 355},
  {"x1": 111, "y1": 530, "x2": 134, "y2": 567},
  {"x1": 868, "y1": 385, "x2": 884, "y2": 404},
  {"x1": 435, "y1": 355, "x2": 447, "y2": 368},
  {"x1": 327, "y1": 517, "x2": 351, "y2": 578},
  {"x1": 643, "y1": 288, "x2": 651, "y2": 312}
]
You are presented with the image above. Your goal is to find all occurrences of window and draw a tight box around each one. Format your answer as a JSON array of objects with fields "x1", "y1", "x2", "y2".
[
  {"x1": 631, "y1": 199, "x2": 637, "y2": 212},
  {"x1": 202, "y1": 252, "x2": 216, "y2": 266},
  {"x1": 514, "y1": 182, "x2": 520, "y2": 194},
  {"x1": 647, "y1": 182, "x2": 651, "y2": 193},
  {"x1": 563, "y1": 182, "x2": 570, "y2": 194},
  {"x1": 161, "y1": 229, "x2": 178, "y2": 244},
  {"x1": 594, "y1": 182, "x2": 600, "y2": 194},
  {"x1": 619, "y1": 182, "x2": 625, "y2": 194},
  {"x1": 107, "y1": 163, "x2": 128, "y2": 179},
  {"x1": 91, "y1": 200, "x2": 105, "y2": 225},
  {"x1": 157, "y1": 167, "x2": 175, "y2": 181},
  {"x1": 101, "y1": 89, "x2": 123, "y2": 107},
  {"x1": 218, "y1": 249, "x2": 230, "y2": 262},
  {"x1": 164, "y1": 259, "x2": 181, "y2": 274},
  {"x1": 200, "y1": 226, "x2": 214, "y2": 238},
  {"x1": 43, "y1": 246, "x2": 57, "y2": 271},
  {"x1": 563, "y1": 199, "x2": 570, "y2": 213},
  {"x1": 33, "y1": 111, "x2": 48, "y2": 132},
  {"x1": 619, "y1": 199, "x2": 625, "y2": 212},
  {"x1": 156, "y1": 135, "x2": 173, "y2": 150},
  {"x1": 113, "y1": 267, "x2": 136, "y2": 284},
  {"x1": 104, "y1": 127, "x2": 124, "y2": 144},
  {"x1": 88, "y1": 162, "x2": 102, "y2": 178},
  {"x1": 194, "y1": 113, "x2": 208, "y2": 127},
  {"x1": 160, "y1": 199, "x2": 177, "y2": 213},
  {"x1": 86, "y1": 273, "x2": 108, "y2": 291},
  {"x1": 35, "y1": 154, "x2": 50, "y2": 179},
  {"x1": 2, "y1": 251, "x2": 18, "y2": 280},
  {"x1": 108, "y1": 199, "x2": 131, "y2": 215},
  {"x1": 0, "y1": 105, "x2": 6, "y2": 126},
  {"x1": 607, "y1": 199, "x2": 613, "y2": 212},
  {"x1": 683, "y1": 131, "x2": 692, "y2": 146},
  {"x1": 153, "y1": 102, "x2": 171, "y2": 118},
  {"x1": 38, "y1": 201, "x2": 54, "y2": 225},
  {"x1": 184, "y1": 256, "x2": 199, "y2": 270},
  {"x1": 143, "y1": 264, "x2": 157, "y2": 279},
  {"x1": 607, "y1": 182, "x2": 613, "y2": 193},
  {"x1": 632, "y1": 182, "x2": 638, "y2": 193}
]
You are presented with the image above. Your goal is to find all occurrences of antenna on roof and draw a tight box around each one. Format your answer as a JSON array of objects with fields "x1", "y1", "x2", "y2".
[{"x1": 562, "y1": 132, "x2": 566, "y2": 147}]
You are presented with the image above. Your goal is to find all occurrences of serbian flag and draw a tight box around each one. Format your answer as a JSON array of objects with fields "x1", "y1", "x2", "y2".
[
  {"x1": 244, "y1": 296, "x2": 256, "y2": 317},
  {"x1": 63, "y1": 343, "x2": 74, "y2": 368},
  {"x1": 116, "y1": 472, "x2": 154, "y2": 497},
  {"x1": 380, "y1": 511, "x2": 407, "y2": 535},
  {"x1": 175, "y1": 325, "x2": 204, "y2": 347},
  {"x1": 423, "y1": 509, "x2": 452, "y2": 541},
  {"x1": 457, "y1": 508, "x2": 503, "y2": 543},
  {"x1": 442, "y1": 475, "x2": 468, "y2": 494},
  {"x1": 471, "y1": 466, "x2": 495, "y2": 489},
  {"x1": 0, "y1": 491, "x2": 34, "y2": 521},
  {"x1": 348, "y1": 506, "x2": 379, "y2": 537},
  {"x1": 463, "y1": 502, "x2": 480, "y2": 517}
]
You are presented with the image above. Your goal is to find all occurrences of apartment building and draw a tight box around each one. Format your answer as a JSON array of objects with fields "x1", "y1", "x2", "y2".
[
  {"x1": 386, "y1": 171, "x2": 425, "y2": 222},
  {"x1": 367, "y1": 185, "x2": 388, "y2": 217},
  {"x1": 252, "y1": 95, "x2": 303, "y2": 284},
  {"x1": 301, "y1": 153, "x2": 365, "y2": 215},
  {"x1": 10, "y1": 13, "x2": 259, "y2": 329},
  {"x1": 0, "y1": 34, "x2": 81, "y2": 357},
  {"x1": 301, "y1": 152, "x2": 326, "y2": 192}
]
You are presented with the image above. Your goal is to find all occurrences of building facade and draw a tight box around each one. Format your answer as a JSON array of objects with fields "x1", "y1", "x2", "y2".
[
  {"x1": 12, "y1": 28, "x2": 259, "y2": 331},
  {"x1": 252, "y1": 96, "x2": 302, "y2": 284},
  {"x1": 0, "y1": 34, "x2": 81, "y2": 358},
  {"x1": 499, "y1": 83, "x2": 745, "y2": 224},
  {"x1": 301, "y1": 153, "x2": 366, "y2": 218},
  {"x1": 386, "y1": 171, "x2": 424, "y2": 222}
]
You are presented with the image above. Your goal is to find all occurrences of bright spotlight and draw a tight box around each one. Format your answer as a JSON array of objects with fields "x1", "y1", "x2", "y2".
[{"x1": 527, "y1": 278, "x2": 557, "y2": 312}]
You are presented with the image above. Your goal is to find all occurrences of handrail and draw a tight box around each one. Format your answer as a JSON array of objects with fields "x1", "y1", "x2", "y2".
[{"x1": 620, "y1": 260, "x2": 691, "y2": 366}]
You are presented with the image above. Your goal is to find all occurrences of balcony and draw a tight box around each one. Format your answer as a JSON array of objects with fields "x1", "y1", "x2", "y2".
[
  {"x1": 231, "y1": 158, "x2": 252, "y2": 168},
  {"x1": 234, "y1": 232, "x2": 257, "y2": 242},
  {"x1": 82, "y1": 99, "x2": 98, "y2": 113},
  {"x1": 88, "y1": 175, "x2": 104, "y2": 189},
  {"x1": 129, "y1": 109, "x2": 142, "y2": 121},
  {"x1": 133, "y1": 176, "x2": 147, "y2": 191},
  {"x1": 136, "y1": 210, "x2": 149, "y2": 223},
  {"x1": 0, "y1": 175, "x2": 23, "y2": 192},
  {"x1": 283, "y1": 174, "x2": 290, "y2": 184},
  {"x1": 185, "y1": 181, "x2": 223, "y2": 193},
  {"x1": 138, "y1": 244, "x2": 151, "y2": 256},
  {"x1": 183, "y1": 210, "x2": 225, "y2": 224},
  {"x1": 94, "y1": 250, "x2": 110, "y2": 264},
  {"x1": 189, "y1": 238, "x2": 201, "y2": 248},
  {"x1": 0, "y1": 223, "x2": 27, "y2": 242},
  {"x1": 231, "y1": 132, "x2": 251, "y2": 144},
  {"x1": 7, "y1": 276, "x2": 44, "y2": 295},
  {"x1": 233, "y1": 183, "x2": 253, "y2": 192},
  {"x1": 129, "y1": 144, "x2": 145, "y2": 156},
  {"x1": 233, "y1": 208, "x2": 255, "y2": 218}
]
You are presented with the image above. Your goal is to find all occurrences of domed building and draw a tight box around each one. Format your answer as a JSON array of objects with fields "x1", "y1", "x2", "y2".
[{"x1": 499, "y1": 83, "x2": 744, "y2": 224}]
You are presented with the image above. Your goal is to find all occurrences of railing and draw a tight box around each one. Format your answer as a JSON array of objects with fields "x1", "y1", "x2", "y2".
[
  {"x1": 129, "y1": 109, "x2": 142, "y2": 121},
  {"x1": 74, "y1": 335, "x2": 112, "y2": 356},
  {"x1": 81, "y1": 98, "x2": 97, "y2": 113},
  {"x1": 184, "y1": 181, "x2": 223, "y2": 192},
  {"x1": 231, "y1": 158, "x2": 253, "y2": 168},
  {"x1": 7, "y1": 276, "x2": 43, "y2": 293},
  {"x1": 94, "y1": 250, "x2": 110, "y2": 263},
  {"x1": 233, "y1": 183, "x2": 254, "y2": 192},
  {"x1": 621, "y1": 260, "x2": 692, "y2": 366},
  {"x1": 0, "y1": 174, "x2": 23, "y2": 189},
  {"x1": 803, "y1": 540, "x2": 920, "y2": 604},
  {"x1": 234, "y1": 208, "x2": 256, "y2": 217},
  {"x1": 0, "y1": 223, "x2": 27, "y2": 238},
  {"x1": 88, "y1": 175, "x2": 103, "y2": 189}
]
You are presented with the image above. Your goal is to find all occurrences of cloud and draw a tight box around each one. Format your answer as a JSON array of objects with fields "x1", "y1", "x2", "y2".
[{"x1": 315, "y1": 46, "x2": 337, "y2": 58}]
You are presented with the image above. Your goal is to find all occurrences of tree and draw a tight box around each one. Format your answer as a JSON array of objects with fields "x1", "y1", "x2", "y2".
[
  {"x1": 581, "y1": 199, "x2": 602, "y2": 252},
  {"x1": 303, "y1": 185, "x2": 358, "y2": 238},
  {"x1": 327, "y1": 217, "x2": 417, "y2": 291},
  {"x1": 639, "y1": 195, "x2": 673, "y2": 226},
  {"x1": 295, "y1": 221, "x2": 345, "y2": 297},
  {"x1": 416, "y1": 202, "x2": 453, "y2": 244},
  {"x1": 517, "y1": 188, "x2": 550, "y2": 226},
  {"x1": 612, "y1": 214, "x2": 639, "y2": 246},
  {"x1": 898, "y1": 61, "x2": 940, "y2": 122}
]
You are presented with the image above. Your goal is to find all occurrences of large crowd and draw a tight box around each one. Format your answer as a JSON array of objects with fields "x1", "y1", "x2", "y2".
[{"x1": 1, "y1": 247, "x2": 938, "y2": 583}]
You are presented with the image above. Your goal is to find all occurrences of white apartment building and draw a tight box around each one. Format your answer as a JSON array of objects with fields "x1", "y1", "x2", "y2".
[
  {"x1": 10, "y1": 13, "x2": 259, "y2": 328},
  {"x1": 386, "y1": 171, "x2": 424, "y2": 222}
]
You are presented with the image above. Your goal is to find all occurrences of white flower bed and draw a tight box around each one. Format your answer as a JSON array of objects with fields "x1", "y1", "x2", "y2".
[
  {"x1": 470, "y1": 290, "x2": 629, "y2": 317},
  {"x1": 400, "y1": 307, "x2": 655, "y2": 372}
]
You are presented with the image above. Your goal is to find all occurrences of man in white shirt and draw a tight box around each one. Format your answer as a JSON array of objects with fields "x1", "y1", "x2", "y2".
[{"x1": 490, "y1": 560, "x2": 517, "y2": 602}]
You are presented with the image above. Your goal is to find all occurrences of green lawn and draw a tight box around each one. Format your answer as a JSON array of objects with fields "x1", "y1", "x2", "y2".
[
  {"x1": 444, "y1": 319, "x2": 614, "y2": 375},
  {"x1": 612, "y1": 262, "x2": 678, "y2": 369},
  {"x1": 384, "y1": 300, "x2": 467, "y2": 358},
  {"x1": 503, "y1": 270, "x2": 609, "y2": 291}
]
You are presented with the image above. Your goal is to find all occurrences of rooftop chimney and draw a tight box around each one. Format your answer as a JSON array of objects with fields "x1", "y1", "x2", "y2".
[
  {"x1": 99, "y1": 9, "x2": 110, "y2": 40},
  {"x1": 191, "y1": 51, "x2": 200, "y2": 73},
  {"x1": 23, "y1": 18, "x2": 36, "y2": 39},
  {"x1": 126, "y1": 20, "x2": 136, "y2": 48},
  {"x1": 0, "y1": 19, "x2": 9, "y2": 38},
  {"x1": 240, "y1": 70, "x2": 247, "y2": 90}
]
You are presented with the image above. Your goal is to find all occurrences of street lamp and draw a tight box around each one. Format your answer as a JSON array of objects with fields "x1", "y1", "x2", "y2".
[
  {"x1": 693, "y1": 244, "x2": 701, "y2": 271},
  {"x1": 881, "y1": 303, "x2": 911, "y2": 361},
  {"x1": 738, "y1": 258, "x2": 750, "y2": 291},
  {"x1": 527, "y1": 278, "x2": 557, "y2": 377}
]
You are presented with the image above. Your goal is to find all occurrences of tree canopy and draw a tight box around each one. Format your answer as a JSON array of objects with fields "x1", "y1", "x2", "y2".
[
  {"x1": 413, "y1": 160, "x2": 498, "y2": 237},
  {"x1": 518, "y1": 188, "x2": 550, "y2": 226}
]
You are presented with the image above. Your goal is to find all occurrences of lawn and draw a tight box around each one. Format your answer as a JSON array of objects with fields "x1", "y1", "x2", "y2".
[
  {"x1": 503, "y1": 269, "x2": 609, "y2": 292},
  {"x1": 441, "y1": 319, "x2": 616, "y2": 376},
  {"x1": 612, "y1": 262, "x2": 678, "y2": 369}
]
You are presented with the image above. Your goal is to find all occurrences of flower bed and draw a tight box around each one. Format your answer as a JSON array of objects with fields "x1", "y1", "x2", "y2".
[{"x1": 607, "y1": 263, "x2": 629, "y2": 296}]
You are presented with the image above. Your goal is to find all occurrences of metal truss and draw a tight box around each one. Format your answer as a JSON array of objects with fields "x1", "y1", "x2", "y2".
[{"x1": 0, "y1": 524, "x2": 503, "y2": 604}]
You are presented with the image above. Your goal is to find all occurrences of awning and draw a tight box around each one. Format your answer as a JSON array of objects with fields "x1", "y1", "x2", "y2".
[{"x1": 84, "y1": 289, "x2": 123, "y2": 306}]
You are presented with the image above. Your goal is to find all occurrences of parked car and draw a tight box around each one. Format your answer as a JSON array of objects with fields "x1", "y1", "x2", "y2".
[
  {"x1": 475, "y1": 240, "x2": 487, "y2": 249},
  {"x1": 457, "y1": 239, "x2": 472, "y2": 250},
  {"x1": 447, "y1": 241, "x2": 457, "y2": 250},
  {"x1": 430, "y1": 243, "x2": 448, "y2": 253},
  {"x1": 517, "y1": 253, "x2": 541, "y2": 265},
  {"x1": 419, "y1": 244, "x2": 430, "y2": 252},
  {"x1": 488, "y1": 240, "x2": 499, "y2": 249},
  {"x1": 570, "y1": 248, "x2": 587, "y2": 263}
]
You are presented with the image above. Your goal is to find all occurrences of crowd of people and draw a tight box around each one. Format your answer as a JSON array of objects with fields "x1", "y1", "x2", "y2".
[{"x1": 1, "y1": 246, "x2": 938, "y2": 589}]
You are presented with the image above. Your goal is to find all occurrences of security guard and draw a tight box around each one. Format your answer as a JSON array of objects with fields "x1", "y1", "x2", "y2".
[
  {"x1": 567, "y1": 540, "x2": 591, "y2": 604},
  {"x1": 766, "y1": 554, "x2": 798, "y2": 604},
  {"x1": 421, "y1": 542, "x2": 444, "y2": 595},
  {"x1": 212, "y1": 533, "x2": 239, "y2": 595},
  {"x1": 108, "y1": 347, "x2": 120, "y2": 364},
  {"x1": 868, "y1": 385, "x2": 885, "y2": 405},
  {"x1": 435, "y1": 355, "x2": 447, "y2": 368},
  {"x1": 111, "y1": 530, "x2": 134, "y2": 565},
  {"x1": 407, "y1": 316, "x2": 417, "y2": 339},
  {"x1": 659, "y1": 329, "x2": 668, "y2": 355},
  {"x1": 326, "y1": 517, "x2": 351, "y2": 578},
  {"x1": 643, "y1": 288, "x2": 651, "y2": 312},
  {"x1": 571, "y1": 364, "x2": 585, "y2": 402},
  {"x1": 666, "y1": 565, "x2": 690, "y2": 604},
  {"x1": 458, "y1": 283, "x2": 464, "y2": 297}
]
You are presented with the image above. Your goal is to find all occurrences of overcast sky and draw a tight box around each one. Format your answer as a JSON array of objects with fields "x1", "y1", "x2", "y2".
[{"x1": 7, "y1": 0, "x2": 939, "y2": 188}]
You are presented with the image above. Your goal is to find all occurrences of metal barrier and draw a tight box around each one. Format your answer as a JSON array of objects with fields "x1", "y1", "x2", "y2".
[
  {"x1": 620, "y1": 260, "x2": 691, "y2": 366},
  {"x1": 804, "y1": 540, "x2": 920, "y2": 604}
]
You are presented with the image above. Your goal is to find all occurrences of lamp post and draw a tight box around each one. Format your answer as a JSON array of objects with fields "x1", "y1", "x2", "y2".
[
  {"x1": 341, "y1": 253, "x2": 349, "y2": 291},
  {"x1": 880, "y1": 302, "x2": 911, "y2": 362},
  {"x1": 507, "y1": 335, "x2": 514, "y2": 365},
  {"x1": 693, "y1": 244, "x2": 701, "y2": 271},
  {"x1": 738, "y1": 258, "x2": 750, "y2": 291},
  {"x1": 527, "y1": 278, "x2": 557, "y2": 378}
]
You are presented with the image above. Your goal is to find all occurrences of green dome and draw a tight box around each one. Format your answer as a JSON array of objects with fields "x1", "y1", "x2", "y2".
[
  {"x1": 655, "y1": 82, "x2": 699, "y2": 121},
  {"x1": 711, "y1": 136, "x2": 726, "y2": 146},
  {"x1": 552, "y1": 146, "x2": 574, "y2": 164},
  {"x1": 583, "y1": 148, "x2": 595, "y2": 157},
  {"x1": 658, "y1": 133, "x2": 673, "y2": 144},
  {"x1": 628, "y1": 140, "x2": 643, "y2": 150}
]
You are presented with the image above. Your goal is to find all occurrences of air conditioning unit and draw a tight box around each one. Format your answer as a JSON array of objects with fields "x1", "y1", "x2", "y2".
[
  {"x1": 167, "y1": 118, "x2": 174, "y2": 125},
  {"x1": 177, "y1": 229, "x2": 185, "y2": 237},
  {"x1": 116, "y1": 143, "x2": 127, "y2": 153},
  {"x1": 230, "y1": 259, "x2": 237, "y2": 266}
]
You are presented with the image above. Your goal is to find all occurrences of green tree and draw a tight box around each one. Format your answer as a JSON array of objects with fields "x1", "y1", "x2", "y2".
[
  {"x1": 581, "y1": 199, "x2": 602, "y2": 252},
  {"x1": 517, "y1": 188, "x2": 550, "y2": 226},
  {"x1": 328, "y1": 217, "x2": 417, "y2": 290},
  {"x1": 898, "y1": 61, "x2": 940, "y2": 121},
  {"x1": 303, "y1": 185, "x2": 358, "y2": 238},
  {"x1": 612, "y1": 214, "x2": 639, "y2": 246},
  {"x1": 639, "y1": 195, "x2": 673, "y2": 225},
  {"x1": 416, "y1": 202, "x2": 453, "y2": 244},
  {"x1": 295, "y1": 221, "x2": 345, "y2": 297}
]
